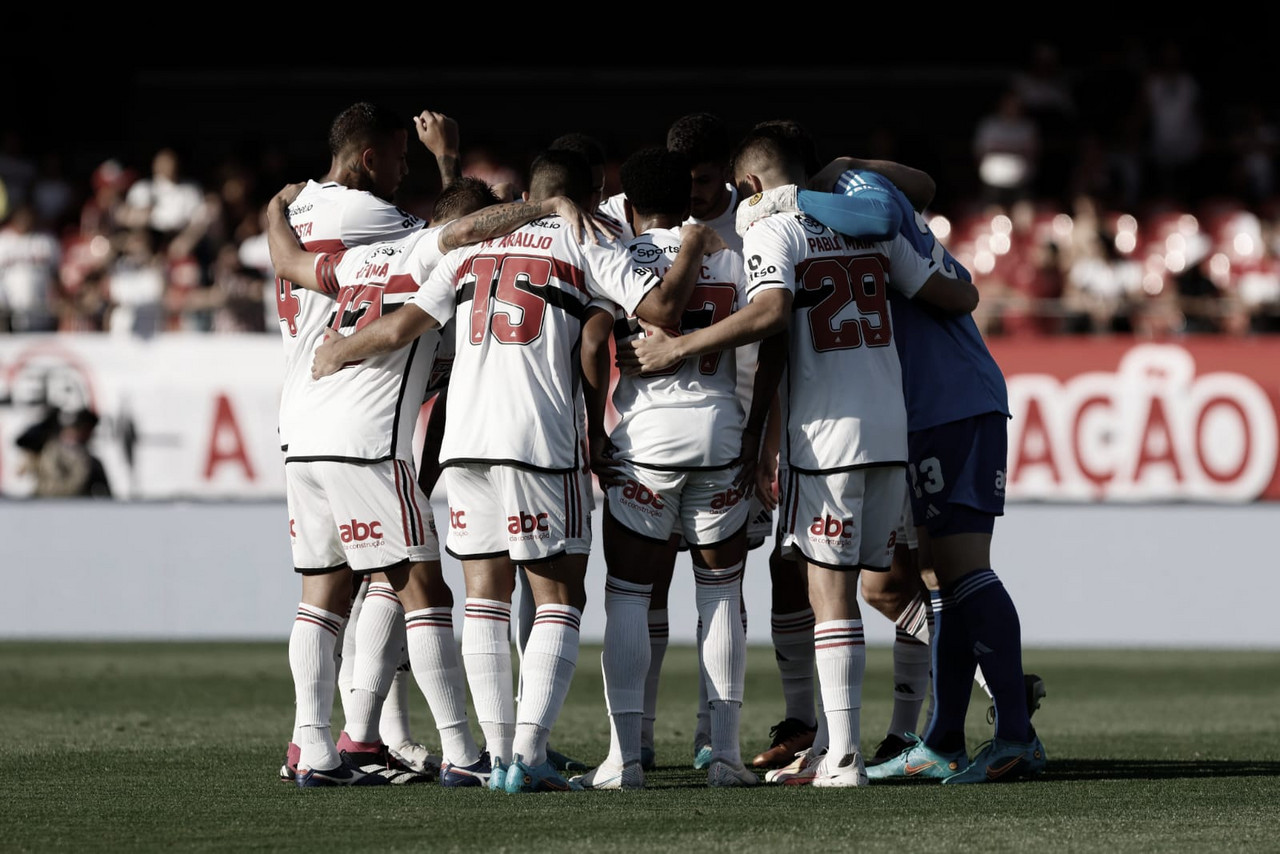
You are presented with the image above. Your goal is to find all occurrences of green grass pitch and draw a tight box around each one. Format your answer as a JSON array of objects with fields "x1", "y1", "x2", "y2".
[{"x1": 1, "y1": 642, "x2": 1277, "y2": 853}]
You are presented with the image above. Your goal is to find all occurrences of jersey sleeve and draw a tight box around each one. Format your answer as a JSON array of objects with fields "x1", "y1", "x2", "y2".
[
  {"x1": 339, "y1": 195, "x2": 424, "y2": 246},
  {"x1": 409, "y1": 245, "x2": 463, "y2": 326},
  {"x1": 796, "y1": 184, "x2": 895, "y2": 239},
  {"x1": 741, "y1": 217, "x2": 795, "y2": 302},
  {"x1": 582, "y1": 241, "x2": 661, "y2": 315},
  {"x1": 884, "y1": 232, "x2": 941, "y2": 299}
]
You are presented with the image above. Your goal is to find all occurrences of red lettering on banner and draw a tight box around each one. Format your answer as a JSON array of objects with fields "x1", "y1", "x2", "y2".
[
  {"x1": 205, "y1": 394, "x2": 256, "y2": 481},
  {"x1": 1073, "y1": 395, "x2": 1113, "y2": 488},
  {"x1": 1197, "y1": 397, "x2": 1250, "y2": 483},
  {"x1": 1133, "y1": 397, "x2": 1182, "y2": 483},
  {"x1": 1011, "y1": 397, "x2": 1060, "y2": 484}
]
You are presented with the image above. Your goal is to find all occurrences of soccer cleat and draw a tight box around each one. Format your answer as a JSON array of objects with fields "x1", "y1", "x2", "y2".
[
  {"x1": 866, "y1": 732, "x2": 916, "y2": 768},
  {"x1": 571, "y1": 759, "x2": 645, "y2": 790},
  {"x1": 751, "y1": 717, "x2": 818, "y2": 768},
  {"x1": 546, "y1": 746, "x2": 588, "y2": 774},
  {"x1": 707, "y1": 759, "x2": 760, "y2": 787},
  {"x1": 692, "y1": 745, "x2": 713, "y2": 771},
  {"x1": 988, "y1": 672, "x2": 1048, "y2": 726},
  {"x1": 388, "y1": 741, "x2": 441, "y2": 778},
  {"x1": 279, "y1": 742, "x2": 300, "y2": 782},
  {"x1": 439, "y1": 751, "x2": 493, "y2": 788},
  {"x1": 812, "y1": 751, "x2": 868, "y2": 788},
  {"x1": 296, "y1": 759, "x2": 391, "y2": 787},
  {"x1": 765, "y1": 748, "x2": 825, "y2": 785},
  {"x1": 503, "y1": 758, "x2": 584, "y2": 793},
  {"x1": 942, "y1": 731, "x2": 1047, "y2": 785},
  {"x1": 865, "y1": 737, "x2": 967, "y2": 781},
  {"x1": 640, "y1": 746, "x2": 657, "y2": 772},
  {"x1": 339, "y1": 745, "x2": 432, "y2": 785},
  {"x1": 488, "y1": 759, "x2": 507, "y2": 791}
]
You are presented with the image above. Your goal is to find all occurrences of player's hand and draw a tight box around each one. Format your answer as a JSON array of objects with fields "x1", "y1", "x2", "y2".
[
  {"x1": 311, "y1": 327, "x2": 346, "y2": 379},
  {"x1": 616, "y1": 319, "x2": 684, "y2": 375},
  {"x1": 274, "y1": 182, "x2": 307, "y2": 208},
  {"x1": 588, "y1": 433, "x2": 626, "y2": 489},
  {"x1": 679, "y1": 223, "x2": 727, "y2": 256},
  {"x1": 732, "y1": 428, "x2": 762, "y2": 498},
  {"x1": 735, "y1": 183, "x2": 800, "y2": 237},
  {"x1": 547, "y1": 195, "x2": 611, "y2": 246},
  {"x1": 754, "y1": 449, "x2": 780, "y2": 511},
  {"x1": 415, "y1": 110, "x2": 459, "y2": 158}
]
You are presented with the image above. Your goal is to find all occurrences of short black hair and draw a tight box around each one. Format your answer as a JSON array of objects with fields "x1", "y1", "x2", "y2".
[
  {"x1": 666, "y1": 113, "x2": 730, "y2": 166},
  {"x1": 620, "y1": 146, "x2": 691, "y2": 217},
  {"x1": 328, "y1": 102, "x2": 405, "y2": 159},
  {"x1": 731, "y1": 123, "x2": 810, "y2": 180},
  {"x1": 750, "y1": 118, "x2": 822, "y2": 178},
  {"x1": 549, "y1": 132, "x2": 607, "y2": 169},
  {"x1": 432, "y1": 177, "x2": 501, "y2": 223},
  {"x1": 528, "y1": 148, "x2": 594, "y2": 206}
]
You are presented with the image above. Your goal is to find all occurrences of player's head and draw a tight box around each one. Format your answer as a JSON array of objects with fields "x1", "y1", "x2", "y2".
[
  {"x1": 327, "y1": 101, "x2": 410, "y2": 203},
  {"x1": 619, "y1": 146, "x2": 692, "y2": 228},
  {"x1": 431, "y1": 176, "x2": 501, "y2": 225},
  {"x1": 527, "y1": 148, "x2": 595, "y2": 207},
  {"x1": 750, "y1": 118, "x2": 822, "y2": 178},
  {"x1": 731, "y1": 123, "x2": 809, "y2": 194},
  {"x1": 549, "y1": 132, "x2": 607, "y2": 210},
  {"x1": 666, "y1": 112, "x2": 732, "y2": 221}
]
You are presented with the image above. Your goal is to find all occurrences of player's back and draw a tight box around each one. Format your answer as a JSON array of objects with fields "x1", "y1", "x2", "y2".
[
  {"x1": 747, "y1": 212, "x2": 924, "y2": 472},
  {"x1": 437, "y1": 215, "x2": 659, "y2": 473},
  {"x1": 286, "y1": 228, "x2": 445, "y2": 464},
  {"x1": 276, "y1": 180, "x2": 424, "y2": 449},
  {"x1": 608, "y1": 226, "x2": 746, "y2": 469},
  {"x1": 834, "y1": 170, "x2": 1009, "y2": 430}
]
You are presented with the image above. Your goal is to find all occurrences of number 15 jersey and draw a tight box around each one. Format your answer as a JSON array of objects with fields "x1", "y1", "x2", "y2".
[
  {"x1": 743, "y1": 212, "x2": 939, "y2": 473},
  {"x1": 416, "y1": 216, "x2": 663, "y2": 474}
]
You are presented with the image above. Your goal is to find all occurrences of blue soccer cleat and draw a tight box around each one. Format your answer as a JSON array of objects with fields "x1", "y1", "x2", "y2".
[
  {"x1": 692, "y1": 745, "x2": 713, "y2": 771},
  {"x1": 504, "y1": 758, "x2": 584, "y2": 793},
  {"x1": 439, "y1": 751, "x2": 493, "y2": 788},
  {"x1": 865, "y1": 734, "x2": 967, "y2": 781},
  {"x1": 942, "y1": 731, "x2": 1047, "y2": 784}
]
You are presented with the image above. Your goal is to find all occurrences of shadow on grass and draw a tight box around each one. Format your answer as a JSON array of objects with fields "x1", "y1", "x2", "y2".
[{"x1": 1045, "y1": 758, "x2": 1280, "y2": 781}]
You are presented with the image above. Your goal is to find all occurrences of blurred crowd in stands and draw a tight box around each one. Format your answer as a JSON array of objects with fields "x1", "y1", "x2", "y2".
[{"x1": 1, "y1": 40, "x2": 1277, "y2": 339}]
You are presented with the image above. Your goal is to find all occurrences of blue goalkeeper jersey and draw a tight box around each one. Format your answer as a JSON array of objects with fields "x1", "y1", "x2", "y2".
[{"x1": 801, "y1": 170, "x2": 1010, "y2": 431}]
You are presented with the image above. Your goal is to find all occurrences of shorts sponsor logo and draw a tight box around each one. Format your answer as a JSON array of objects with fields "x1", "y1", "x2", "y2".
[
  {"x1": 340, "y1": 519, "x2": 384, "y2": 549},
  {"x1": 289, "y1": 518, "x2": 296, "y2": 539},
  {"x1": 620, "y1": 479, "x2": 664, "y2": 517},
  {"x1": 449, "y1": 508, "x2": 467, "y2": 530},
  {"x1": 508, "y1": 511, "x2": 550, "y2": 541},
  {"x1": 709, "y1": 485, "x2": 745, "y2": 511},
  {"x1": 809, "y1": 514, "x2": 855, "y2": 545}
]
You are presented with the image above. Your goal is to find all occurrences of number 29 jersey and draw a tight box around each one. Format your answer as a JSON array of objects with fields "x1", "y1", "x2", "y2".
[{"x1": 743, "y1": 212, "x2": 939, "y2": 473}]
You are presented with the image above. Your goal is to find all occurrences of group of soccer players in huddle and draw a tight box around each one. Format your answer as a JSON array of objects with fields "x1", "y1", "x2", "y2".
[{"x1": 268, "y1": 101, "x2": 1047, "y2": 792}]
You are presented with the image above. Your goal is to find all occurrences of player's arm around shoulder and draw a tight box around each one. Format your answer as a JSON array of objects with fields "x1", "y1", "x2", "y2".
[
  {"x1": 631, "y1": 223, "x2": 726, "y2": 329},
  {"x1": 885, "y1": 231, "x2": 979, "y2": 314},
  {"x1": 266, "y1": 183, "x2": 322, "y2": 290},
  {"x1": 311, "y1": 303, "x2": 441, "y2": 379}
]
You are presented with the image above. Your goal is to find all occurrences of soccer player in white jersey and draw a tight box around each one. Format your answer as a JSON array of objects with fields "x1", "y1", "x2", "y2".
[
  {"x1": 270, "y1": 160, "x2": 602, "y2": 787},
  {"x1": 571, "y1": 146, "x2": 755, "y2": 790},
  {"x1": 620, "y1": 124, "x2": 978, "y2": 788},
  {"x1": 311, "y1": 148, "x2": 719, "y2": 793},
  {"x1": 275, "y1": 101, "x2": 442, "y2": 783}
]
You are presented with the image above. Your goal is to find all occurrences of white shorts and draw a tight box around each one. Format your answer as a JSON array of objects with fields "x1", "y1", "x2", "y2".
[
  {"x1": 444, "y1": 463, "x2": 591, "y2": 562},
  {"x1": 286, "y1": 458, "x2": 439, "y2": 573},
  {"x1": 606, "y1": 461, "x2": 750, "y2": 547},
  {"x1": 894, "y1": 484, "x2": 918, "y2": 550},
  {"x1": 778, "y1": 465, "x2": 906, "y2": 570}
]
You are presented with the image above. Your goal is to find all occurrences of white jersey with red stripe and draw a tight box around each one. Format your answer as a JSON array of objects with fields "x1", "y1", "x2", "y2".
[
  {"x1": 603, "y1": 226, "x2": 747, "y2": 469},
  {"x1": 285, "y1": 226, "x2": 447, "y2": 463},
  {"x1": 743, "y1": 211, "x2": 939, "y2": 472},
  {"x1": 275, "y1": 179, "x2": 424, "y2": 451},
  {"x1": 421, "y1": 215, "x2": 663, "y2": 473}
]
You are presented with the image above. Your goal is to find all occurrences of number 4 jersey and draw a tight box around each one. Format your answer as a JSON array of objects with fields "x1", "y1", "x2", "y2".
[
  {"x1": 743, "y1": 212, "x2": 939, "y2": 473},
  {"x1": 285, "y1": 226, "x2": 451, "y2": 464}
]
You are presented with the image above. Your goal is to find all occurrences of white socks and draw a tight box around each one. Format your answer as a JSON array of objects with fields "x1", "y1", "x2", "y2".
[
  {"x1": 512, "y1": 604, "x2": 582, "y2": 767},
  {"x1": 814, "y1": 619, "x2": 865, "y2": 760},
  {"x1": 602, "y1": 576, "x2": 653, "y2": 765},
  {"x1": 771, "y1": 607, "x2": 817, "y2": 726},
  {"x1": 343, "y1": 581, "x2": 403, "y2": 743},
  {"x1": 290, "y1": 603, "x2": 344, "y2": 771},
  {"x1": 406, "y1": 606, "x2": 481, "y2": 767},
  {"x1": 462, "y1": 597, "x2": 515, "y2": 765}
]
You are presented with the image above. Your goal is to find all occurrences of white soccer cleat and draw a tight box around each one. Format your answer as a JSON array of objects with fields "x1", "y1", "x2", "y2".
[
  {"x1": 707, "y1": 759, "x2": 760, "y2": 788},
  {"x1": 388, "y1": 741, "x2": 442, "y2": 777},
  {"x1": 571, "y1": 759, "x2": 645, "y2": 790},
  {"x1": 765, "y1": 747, "x2": 826, "y2": 785},
  {"x1": 812, "y1": 751, "x2": 868, "y2": 788}
]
